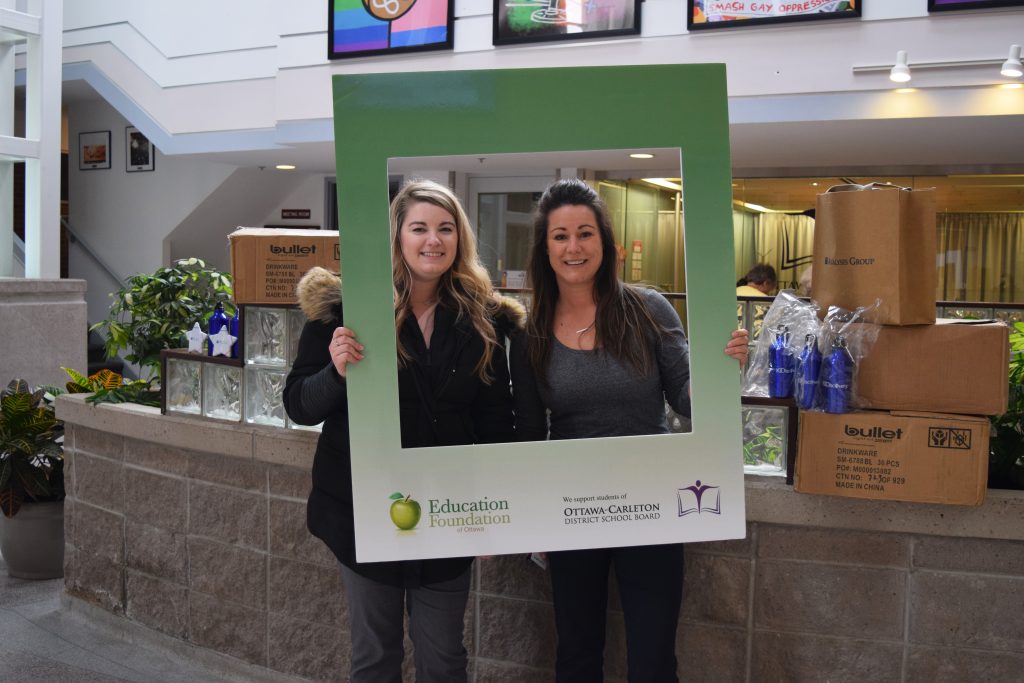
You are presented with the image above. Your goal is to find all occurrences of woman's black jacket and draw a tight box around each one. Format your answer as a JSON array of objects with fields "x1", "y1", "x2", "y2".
[{"x1": 282, "y1": 267, "x2": 523, "y2": 586}]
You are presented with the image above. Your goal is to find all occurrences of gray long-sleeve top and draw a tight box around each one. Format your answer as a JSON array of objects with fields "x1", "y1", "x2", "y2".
[{"x1": 512, "y1": 288, "x2": 690, "y2": 441}]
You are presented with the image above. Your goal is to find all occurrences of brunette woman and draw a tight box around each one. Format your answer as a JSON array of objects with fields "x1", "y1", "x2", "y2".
[
  {"x1": 511, "y1": 179, "x2": 747, "y2": 682},
  {"x1": 284, "y1": 180, "x2": 522, "y2": 683}
]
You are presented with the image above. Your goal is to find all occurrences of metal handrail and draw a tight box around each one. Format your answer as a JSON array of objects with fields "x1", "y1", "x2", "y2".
[{"x1": 61, "y1": 216, "x2": 126, "y2": 285}]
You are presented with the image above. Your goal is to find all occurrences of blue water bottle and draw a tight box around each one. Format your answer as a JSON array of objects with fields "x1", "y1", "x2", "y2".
[
  {"x1": 796, "y1": 333, "x2": 822, "y2": 410},
  {"x1": 822, "y1": 335, "x2": 854, "y2": 414},
  {"x1": 768, "y1": 325, "x2": 795, "y2": 398},
  {"x1": 229, "y1": 306, "x2": 240, "y2": 359},
  {"x1": 206, "y1": 303, "x2": 229, "y2": 356}
]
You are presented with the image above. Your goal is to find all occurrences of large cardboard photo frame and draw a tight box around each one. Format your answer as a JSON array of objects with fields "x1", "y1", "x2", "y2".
[{"x1": 332, "y1": 66, "x2": 745, "y2": 562}]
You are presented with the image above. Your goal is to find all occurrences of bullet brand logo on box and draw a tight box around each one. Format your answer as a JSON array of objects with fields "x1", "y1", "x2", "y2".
[
  {"x1": 844, "y1": 425, "x2": 903, "y2": 440},
  {"x1": 270, "y1": 244, "x2": 316, "y2": 255}
]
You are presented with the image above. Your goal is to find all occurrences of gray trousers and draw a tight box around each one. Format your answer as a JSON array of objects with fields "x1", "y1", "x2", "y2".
[{"x1": 339, "y1": 564, "x2": 471, "y2": 683}]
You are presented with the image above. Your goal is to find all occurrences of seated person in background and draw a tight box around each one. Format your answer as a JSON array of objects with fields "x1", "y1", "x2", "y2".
[{"x1": 736, "y1": 263, "x2": 777, "y2": 296}]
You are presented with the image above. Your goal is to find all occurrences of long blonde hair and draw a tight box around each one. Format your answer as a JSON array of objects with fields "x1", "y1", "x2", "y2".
[{"x1": 390, "y1": 179, "x2": 500, "y2": 382}]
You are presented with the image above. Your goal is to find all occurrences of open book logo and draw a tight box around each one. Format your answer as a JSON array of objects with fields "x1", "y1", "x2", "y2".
[{"x1": 677, "y1": 481, "x2": 721, "y2": 517}]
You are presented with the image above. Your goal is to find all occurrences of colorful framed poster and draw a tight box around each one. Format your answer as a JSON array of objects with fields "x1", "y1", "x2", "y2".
[
  {"x1": 78, "y1": 130, "x2": 111, "y2": 171},
  {"x1": 493, "y1": 0, "x2": 641, "y2": 45},
  {"x1": 125, "y1": 126, "x2": 155, "y2": 172},
  {"x1": 689, "y1": 1, "x2": 860, "y2": 31},
  {"x1": 332, "y1": 66, "x2": 746, "y2": 562},
  {"x1": 928, "y1": 0, "x2": 1024, "y2": 11},
  {"x1": 328, "y1": 0, "x2": 453, "y2": 59}
]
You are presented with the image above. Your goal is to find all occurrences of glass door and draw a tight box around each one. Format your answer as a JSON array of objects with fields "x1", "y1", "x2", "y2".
[{"x1": 469, "y1": 175, "x2": 555, "y2": 286}]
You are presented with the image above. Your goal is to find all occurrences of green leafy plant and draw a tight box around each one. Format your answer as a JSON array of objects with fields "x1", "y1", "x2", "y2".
[
  {"x1": 91, "y1": 258, "x2": 233, "y2": 382},
  {"x1": 62, "y1": 367, "x2": 160, "y2": 408},
  {"x1": 989, "y1": 321, "x2": 1024, "y2": 490},
  {"x1": 0, "y1": 379, "x2": 64, "y2": 517}
]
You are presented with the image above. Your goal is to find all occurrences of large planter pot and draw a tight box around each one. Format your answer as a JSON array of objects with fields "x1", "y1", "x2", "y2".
[{"x1": 0, "y1": 500, "x2": 64, "y2": 579}]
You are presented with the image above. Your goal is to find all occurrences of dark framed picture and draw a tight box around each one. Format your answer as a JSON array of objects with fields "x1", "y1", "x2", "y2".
[
  {"x1": 78, "y1": 130, "x2": 111, "y2": 171},
  {"x1": 125, "y1": 126, "x2": 155, "y2": 172},
  {"x1": 928, "y1": 0, "x2": 1024, "y2": 11},
  {"x1": 494, "y1": 0, "x2": 641, "y2": 46},
  {"x1": 328, "y1": 0, "x2": 454, "y2": 59},
  {"x1": 689, "y1": 1, "x2": 860, "y2": 31}
]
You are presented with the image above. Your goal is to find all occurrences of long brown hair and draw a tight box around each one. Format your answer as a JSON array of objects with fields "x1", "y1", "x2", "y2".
[
  {"x1": 390, "y1": 179, "x2": 500, "y2": 382},
  {"x1": 526, "y1": 179, "x2": 665, "y2": 378}
]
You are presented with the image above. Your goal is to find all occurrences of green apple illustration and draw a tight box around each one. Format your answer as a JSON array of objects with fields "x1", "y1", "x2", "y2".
[{"x1": 389, "y1": 492, "x2": 421, "y2": 530}]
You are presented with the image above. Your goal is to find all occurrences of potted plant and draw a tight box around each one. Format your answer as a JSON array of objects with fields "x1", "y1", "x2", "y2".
[
  {"x1": 0, "y1": 379, "x2": 65, "y2": 579},
  {"x1": 989, "y1": 321, "x2": 1024, "y2": 490},
  {"x1": 91, "y1": 257, "x2": 234, "y2": 384}
]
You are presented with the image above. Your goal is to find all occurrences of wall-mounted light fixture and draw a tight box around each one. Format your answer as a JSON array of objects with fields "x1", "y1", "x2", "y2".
[
  {"x1": 1002, "y1": 44, "x2": 1023, "y2": 79},
  {"x1": 890, "y1": 51, "x2": 911, "y2": 83},
  {"x1": 854, "y1": 45, "x2": 1024, "y2": 81}
]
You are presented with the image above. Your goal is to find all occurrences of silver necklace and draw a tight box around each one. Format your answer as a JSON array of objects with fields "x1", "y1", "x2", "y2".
[{"x1": 575, "y1": 321, "x2": 596, "y2": 336}]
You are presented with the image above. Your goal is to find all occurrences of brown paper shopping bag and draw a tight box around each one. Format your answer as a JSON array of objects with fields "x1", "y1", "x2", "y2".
[{"x1": 814, "y1": 183, "x2": 936, "y2": 325}]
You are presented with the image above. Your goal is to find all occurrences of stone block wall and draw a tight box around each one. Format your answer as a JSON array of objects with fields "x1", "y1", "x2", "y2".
[
  {"x1": 59, "y1": 398, "x2": 1024, "y2": 683},
  {"x1": 0, "y1": 278, "x2": 87, "y2": 388}
]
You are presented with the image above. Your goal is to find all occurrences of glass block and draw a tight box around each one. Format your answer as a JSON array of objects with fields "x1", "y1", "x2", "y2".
[
  {"x1": 166, "y1": 358, "x2": 202, "y2": 415},
  {"x1": 742, "y1": 405, "x2": 787, "y2": 476},
  {"x1": 665, "y1": 401, "x2": 692, "y2": 435},
  {"x1": 288, "y1": 307, "x2": 307, "y2": 363},
  {"x1": 245, "y1": 366, "x2": 287, "y2": 427},
  {"x1": 245, "y1": 307, "x2": 288, "y2": 366},
  {"x1": 994, "y1": 308, "x2": 1024, "y2": 324},
  {"x1": 203, "y1": 363, "x2": 242, "y2": 422},
  {"x1": 944, "y1": 306, "x2": 992, "y2": 321}
]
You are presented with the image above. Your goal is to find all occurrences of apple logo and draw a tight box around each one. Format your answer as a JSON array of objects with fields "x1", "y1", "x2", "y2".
[{"x1": 389, "y1": 492, "x2": 421, "y2": 530}]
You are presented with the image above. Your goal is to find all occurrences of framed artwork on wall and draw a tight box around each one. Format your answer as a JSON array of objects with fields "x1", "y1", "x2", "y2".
[
  {"x1": 78, "y1": 130, "x2": 111, "y2": 171},
  {"x1": 493, "y1": 0, "x2": 641, "y2": 46},
  {"x1": 928, "y1": 0, "x2": 1024, "y2": 11},
  {"x1": 125, "y1": 126, "x2": 155, "y2": 172},
  {"x1": 688, "y1": 1, "x2": 860, "y2": 31},
  {"x1": 328, "y1": 0, "x2": 454, "y2": 59}
]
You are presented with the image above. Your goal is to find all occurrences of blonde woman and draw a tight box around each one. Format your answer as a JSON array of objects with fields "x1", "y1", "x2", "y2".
[{"x1": 284, "y1": 180, "x2": 522, "y2": 682}]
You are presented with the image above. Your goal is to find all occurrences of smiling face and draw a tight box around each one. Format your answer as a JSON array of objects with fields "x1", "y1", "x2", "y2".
[
  {"x1": 399, "y1": 201, "x2": 459, "y2": 285},
  {"x1": 546, "y1": 204, "x2": 604, "y2": 291}
]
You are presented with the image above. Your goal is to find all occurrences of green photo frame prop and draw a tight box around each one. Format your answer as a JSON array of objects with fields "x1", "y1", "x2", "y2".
[{"x1": 333, "y1": 65, "x2": 745, "y2": 562}]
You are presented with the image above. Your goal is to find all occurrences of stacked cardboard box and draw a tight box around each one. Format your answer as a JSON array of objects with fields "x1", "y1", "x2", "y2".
[
  {"x1": 228, "y1": 228, "x2": 340, "y2": 305},
  {"x1": 796, "y1": 184, "x2": 1009, "y2": 506}
]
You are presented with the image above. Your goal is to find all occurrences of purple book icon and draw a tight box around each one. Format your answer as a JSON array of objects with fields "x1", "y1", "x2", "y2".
[{"x1": 677, "y1": 480, "x2": 721, "y2": 517}]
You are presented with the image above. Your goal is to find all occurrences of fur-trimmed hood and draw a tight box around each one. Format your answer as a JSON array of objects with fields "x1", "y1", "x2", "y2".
[
  {"x1": 295, "y1": 265, "x2": 526, "y2": 332},
  {"x1": 296, "y1": 266, "x2": 342, "y2": 323}
]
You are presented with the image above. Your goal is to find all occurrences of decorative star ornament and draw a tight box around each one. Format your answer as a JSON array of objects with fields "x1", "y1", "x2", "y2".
[
  {"x1": 184, "y1": 323, "x2": 207, "y2": 353},
  {"x1": 209, "y1": 327, "x2": 237, "y2": 357}
]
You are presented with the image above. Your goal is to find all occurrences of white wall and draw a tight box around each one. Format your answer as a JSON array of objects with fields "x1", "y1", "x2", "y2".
[
  {"x1": 66, "y1": 98, "x2": 237, "y2": 320},
  {"x1": 61, "y1": 1, "x2": 1024, "y2": 142},
  {"x1": 257, "y1": 174, "x2": 331, "y2": 229}
]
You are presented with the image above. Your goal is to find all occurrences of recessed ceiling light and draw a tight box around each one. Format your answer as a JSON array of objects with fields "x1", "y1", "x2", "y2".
[
  {"x1": 276, "y1": 164, "x2": 296, "y2": 170},
  {"x1": 629, "y1": 153, "x2": 654, "y2": 159}
]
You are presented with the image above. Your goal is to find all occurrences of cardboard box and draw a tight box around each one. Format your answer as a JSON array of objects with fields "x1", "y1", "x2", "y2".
[
  {"x1": 228, "y1": 228, "x2": 340, "y2": 305},
  {"x1": 814, "y1": 183, "x2": 936, "y2": 325},
  {"x1": 858, "y1": 319, "x2": 1009, "y2": 416},
  {"x1": 795, "y1": 410, "x2": 988, "y2": 506}
]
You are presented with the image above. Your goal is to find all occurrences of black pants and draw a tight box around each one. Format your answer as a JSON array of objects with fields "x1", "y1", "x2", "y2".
[{"x1": 548, "y1": 543, "x2": 685, "y2": 683}]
